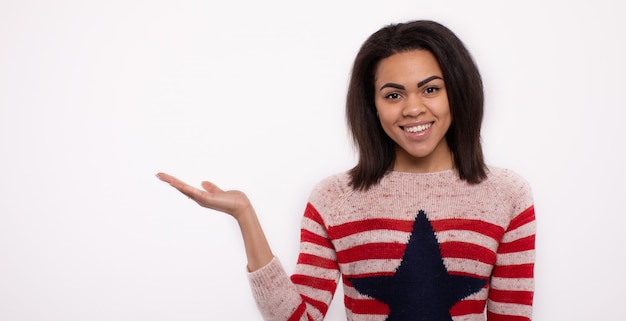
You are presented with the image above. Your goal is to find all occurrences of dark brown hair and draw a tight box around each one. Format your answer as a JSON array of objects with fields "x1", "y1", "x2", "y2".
[{"x1": 346, "y1": 20, "x2": 487, "y2": 190}]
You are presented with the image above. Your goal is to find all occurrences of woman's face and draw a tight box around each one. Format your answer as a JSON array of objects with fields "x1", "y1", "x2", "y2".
[{"x1": 374, "y1": 49, "x2": 453, "y2": 173}]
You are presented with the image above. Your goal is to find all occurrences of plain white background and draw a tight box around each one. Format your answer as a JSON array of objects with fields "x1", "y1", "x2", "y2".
[{"x1": 1, "y1": 0, "x2": 624, "y2": 320}]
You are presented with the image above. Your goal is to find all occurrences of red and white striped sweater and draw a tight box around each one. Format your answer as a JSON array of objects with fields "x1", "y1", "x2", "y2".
[{"x1": 248, "y1": 167, "x2": 536, "y2": 321}]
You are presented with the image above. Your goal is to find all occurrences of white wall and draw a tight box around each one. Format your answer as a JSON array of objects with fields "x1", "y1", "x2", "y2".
[{"x1": 1, "y1": 0, "x2": 624, "y2": 320}]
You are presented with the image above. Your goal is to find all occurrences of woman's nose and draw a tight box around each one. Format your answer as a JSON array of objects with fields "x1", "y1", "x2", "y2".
[{"x1": 402, "y1": 96, "x2": 425, "y2": 117}]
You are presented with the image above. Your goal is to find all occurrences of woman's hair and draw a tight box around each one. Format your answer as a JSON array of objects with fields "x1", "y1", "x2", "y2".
[{"x1": 346, "y1": 20, "x2": 487, "y2": 190}]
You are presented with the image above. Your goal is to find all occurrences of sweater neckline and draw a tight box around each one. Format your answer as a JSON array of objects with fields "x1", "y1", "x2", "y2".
[{"x1": 387, "y1": 168, "x2": 457, "y2": 177}]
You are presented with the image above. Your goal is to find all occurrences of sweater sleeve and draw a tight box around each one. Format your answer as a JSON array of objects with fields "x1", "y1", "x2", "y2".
[
  {"x1": 247, "y1": 181, "x2": 342, "y2": 321},
  {"x1": 248, "y1": 257, "x2": 309, "y2": 320},
  {"x1": 487, "y1": 169, "x2": 536, "y2": 321}
]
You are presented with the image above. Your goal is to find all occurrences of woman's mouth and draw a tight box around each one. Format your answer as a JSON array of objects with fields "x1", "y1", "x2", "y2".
[{"x1": 403, "y1": 122, "x2": 433, "y2": 133}]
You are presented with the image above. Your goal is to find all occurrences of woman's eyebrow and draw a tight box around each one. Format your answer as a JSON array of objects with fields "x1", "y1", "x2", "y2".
[
  {"x1": 379, "y1": 76, "x2": 443, "y2": 91},
  {"x1": 417, "y1": 75, "x2": 443, "y2": 88},
  {"x1": 379, "y1": 83, "x2": 405, "y2": 91}
]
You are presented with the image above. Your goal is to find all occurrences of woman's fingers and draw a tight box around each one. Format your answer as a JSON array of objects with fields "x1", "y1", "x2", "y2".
[
  {"x1": 157, "y1": 172, "x2": 205, "y2": 200},
  {"x1": 155, "y1": 172, "x2": 180, "y2": 186},
  {"x1": 201, "y1": 181, "x2": 222, "y2": 193},
  {"x1": 156, "y1": 172, "x2": 249, "y2": 217}
]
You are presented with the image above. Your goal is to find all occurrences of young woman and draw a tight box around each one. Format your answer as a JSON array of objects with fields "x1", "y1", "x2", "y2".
[{"x1": 157, "y1": 20, "x2": 536, "y2": 321}]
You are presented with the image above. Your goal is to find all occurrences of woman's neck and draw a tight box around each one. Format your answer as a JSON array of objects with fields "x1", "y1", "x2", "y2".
[{"x1": 392, "y1": 144, "x2": 454, "y2": 173}]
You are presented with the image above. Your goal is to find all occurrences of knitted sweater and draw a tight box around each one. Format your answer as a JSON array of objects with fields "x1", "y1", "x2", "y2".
[{"x1": 248, "y1": 167, "x2": 536, "y2": 321}]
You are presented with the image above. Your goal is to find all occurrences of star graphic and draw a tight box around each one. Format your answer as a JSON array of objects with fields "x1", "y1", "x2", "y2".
[{"x1": 347, "y1": 210, "x2": 487, "y2": 321}]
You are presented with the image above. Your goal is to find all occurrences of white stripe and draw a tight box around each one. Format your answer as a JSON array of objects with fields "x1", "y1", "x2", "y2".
[
  {"x1": 487, "y1": 301, "x2": 533, "y2": 317},
  {"x1": 465, "y1": 286, "x2": 489, "y2": 300},
  {"x1": 342, "y1": 284, "x2": 363, "y2": 299},
  {"x1": 303, "y1": 302, "x2": 324, "y2": 320},
  {"x1": 300, "y1": 242, "x2": 336, "y2": 260},
  {"x1": 339, "y1": 258, "x2": 402, "y2": 277},
  {"x1": 502, "y1": 220, "x2": 536, "y2": 243},
  {"x1": 490, "y1": 277, "x2": 534, "y2": 291},
  {"x1": 345, "y1": 310, "x2": 387, "y2": 321},
  {"x1": 443, "y1": 257, "x2": 493, "y2": 278},
  {"x1": 302, "y1": 216, "x2": 328, "y2": 236},
  {"x1": 437, "y1": 229, "x2": 499, "y2": 250},
  {"x1": 294, "y1": 264, "x2": 340, "y2": 281},
  {"x1": 496, "y1": 249, "x2": 535, "y2": 266},
  {"x1": 452, "y1": 313, "x2": 487, "y2": 321},
  {"x1": 333, "y1": 230, "x2": 411, "y2": 252},
  {"x1": 299, "y1": 285, "x2": 333, "y2": 306}
]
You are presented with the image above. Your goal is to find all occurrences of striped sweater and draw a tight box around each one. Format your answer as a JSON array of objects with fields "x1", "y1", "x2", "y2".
[{"x1": 248, "y1": 167, "x2": 536, "y2": 321}]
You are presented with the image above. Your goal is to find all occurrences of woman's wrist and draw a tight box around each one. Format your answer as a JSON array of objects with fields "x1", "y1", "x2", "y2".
[{"x1": 234, "y1": 206, "x2": 274, "y2": 271}]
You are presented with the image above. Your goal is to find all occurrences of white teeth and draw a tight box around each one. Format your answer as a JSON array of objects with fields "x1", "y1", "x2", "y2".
[{"x1": 405, "y1": 123, "x2": 432, "y2": 133}]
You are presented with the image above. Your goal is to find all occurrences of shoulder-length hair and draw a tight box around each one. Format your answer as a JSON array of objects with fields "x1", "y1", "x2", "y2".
[{"x1": 346, "y1": 20, "x2": 487, "y2": 190}]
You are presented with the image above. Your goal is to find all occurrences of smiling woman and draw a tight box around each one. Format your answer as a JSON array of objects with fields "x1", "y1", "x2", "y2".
[
  {"x1": 374, "y1": 50, "x2": 452, "y2": 173},
  {"x1": 157, "y1": 20, "x2": 536, "y2": 321}
]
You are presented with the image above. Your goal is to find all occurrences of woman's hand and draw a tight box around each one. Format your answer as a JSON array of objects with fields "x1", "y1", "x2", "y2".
[
  {"x1": 156, "y1": 172, "x2": 273, "y2": 270},
  {"x1": 155, "y1": 172, "x2": 252, "y2": 222}
]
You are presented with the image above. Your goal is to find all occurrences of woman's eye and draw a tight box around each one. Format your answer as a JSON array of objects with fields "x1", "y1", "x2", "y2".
[
  {"x1": 424, "y1": 87, "x2": 439, "y2": 95},
  {"x1": 385, "y1": 93, "x2": 401, "y2": 99}
]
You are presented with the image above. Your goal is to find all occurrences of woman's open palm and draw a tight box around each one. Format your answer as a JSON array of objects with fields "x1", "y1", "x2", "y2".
[{"x1": 156, "y1": 172, "x2": 252, "y2": 221}]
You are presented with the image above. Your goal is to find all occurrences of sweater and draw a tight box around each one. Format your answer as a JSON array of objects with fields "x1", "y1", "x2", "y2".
[{"x1": 248, "y1": 167, "x2": 536, "y2": 321}]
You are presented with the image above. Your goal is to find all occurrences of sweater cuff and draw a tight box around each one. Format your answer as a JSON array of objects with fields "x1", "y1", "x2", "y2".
[{"x1": 247, "y1": 256, "x2": 292, "y2": 299}]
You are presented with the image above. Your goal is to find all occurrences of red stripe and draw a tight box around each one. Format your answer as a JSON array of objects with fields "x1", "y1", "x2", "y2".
[
  {"x1": 297, "y1": 253, "x2": 339, "y2": 270},
  {"x1": 342, "y1": 271, "x2": 396, "y2": 279},
  {"x1": 304, "y1": 203, "x2": 325, "y2": 225},
  {"x1": 336, "y1": 243, "x2": 405, "y2": 263},
  {"x1": 507, "y1": 206, "x2": 535, "y2": 231},
  {"x1": 291, "y1": 274, "x2": 337, "y2": 293},
  {"x1": 344, "y1": 296, "x2": 389, "y2": 315},
  {"x1": 497, "y1": 235, "x2": 535, "y2": 254},
  {"x1": 284, "y1": 293, "x2": 331, "y2": 320},
  {"x1": 302, "y1": 295, "x2": 329, "y2": 316},
  {"x1": 492, "y1": 263, "x2": 534, "y2": 278},
  {"x1": 439, "y1": 241, "x2": 496, "y2": 264},
  {"x1": 450, "y1": 299, "x2": 486, "y2": 316},
  {"x1": 329, "y1": 217, "x2": 507, "y2": 242},
  {"x1": 301, "y1": 229, "x2": 334, "y2": 249},
  {"x1": 329, "y1": 218, "x2": 413, "y2": 239},
  {"x1": 487, "y1": 311, "x2": 530, "y2": 321},
  {"x1": 448, "y1": 270, "x2": 487, "y2": 279},
  {"x1": 489, "y1": 289, "x2": 533, "y2": 305},
  {"x1": 287, "y1": 302, "x2": 306, "y2": 321},
  {"x1": 431, "y1": 219, "x2": 505, "y2": 240}
]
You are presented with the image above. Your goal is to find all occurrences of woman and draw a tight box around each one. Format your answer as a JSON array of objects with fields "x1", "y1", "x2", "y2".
[{"x1": 157, "y1": 20, "x2": 536, "y2": 321}]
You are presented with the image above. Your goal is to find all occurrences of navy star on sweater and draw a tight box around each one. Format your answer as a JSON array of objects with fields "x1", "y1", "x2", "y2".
[{"x1": 347, "y1": 210, "x2": 487, "y2": 321}]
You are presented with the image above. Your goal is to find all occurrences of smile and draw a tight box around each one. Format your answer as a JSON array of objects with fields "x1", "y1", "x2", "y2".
[{"x1": 404, "y1": 122, "x2": 433, "y2": 133}]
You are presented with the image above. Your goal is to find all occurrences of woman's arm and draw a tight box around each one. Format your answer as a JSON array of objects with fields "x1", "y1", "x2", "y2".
[
  {"x1": 156, "y1": 172, "x2": 273, "y2": 271},
  {"x1": 156, "y1": 172, "x2": 341, "y2": 320}
]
